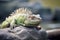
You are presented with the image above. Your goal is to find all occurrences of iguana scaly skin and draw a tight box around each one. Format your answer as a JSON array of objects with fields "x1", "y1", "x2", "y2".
[{"x1": 0, "y1": 8, "x2": 41, "y2": 29}]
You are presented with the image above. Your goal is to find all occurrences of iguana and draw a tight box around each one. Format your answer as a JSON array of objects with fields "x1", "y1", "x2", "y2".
[{"x1": 0, "y1": 8, "x2": 41, "y2": 29}]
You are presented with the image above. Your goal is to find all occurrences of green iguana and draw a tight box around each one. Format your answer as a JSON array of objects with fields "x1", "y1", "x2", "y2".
[{"x1": 0, "y1": 8, "x2": 41, "y2": 29}]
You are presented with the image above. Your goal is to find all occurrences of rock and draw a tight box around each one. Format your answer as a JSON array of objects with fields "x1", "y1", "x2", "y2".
[
  {"x1": 11, "y1": 26, "x2": 48, "y2": 40},
  {"x1": 0, "y1": 28, "x2": 10, "y2": 32},
  {"x1": 0, "y1": 26, "x2": 47, "y2": 40},
  {"x1": 0, "y1": 29, "x2": 20, "y2": 40}
]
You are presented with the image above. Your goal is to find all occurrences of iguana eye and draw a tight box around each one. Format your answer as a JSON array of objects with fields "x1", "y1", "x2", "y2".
[{"x1": 29, "y1": 16, "x2": 35, "y2": 20}]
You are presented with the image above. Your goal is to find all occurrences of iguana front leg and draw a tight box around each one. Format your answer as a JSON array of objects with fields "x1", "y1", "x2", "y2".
[{"x1": 10, "y1": 19, "x2": 17, "y2": 29}]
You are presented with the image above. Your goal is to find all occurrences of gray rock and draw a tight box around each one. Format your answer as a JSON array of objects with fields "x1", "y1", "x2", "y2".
[
  {"x1": 0, "y1": 28, "x2": 10, "y2": 32},
  {"x1": 0, "y1": 29, "x2": 20, "y2": 40},
  {"x1": 0, "y1": 26, "x2": 48, "y2": 40},
  {"x1": 11, "y1": 26, "x2": 48, "y2": 40}
]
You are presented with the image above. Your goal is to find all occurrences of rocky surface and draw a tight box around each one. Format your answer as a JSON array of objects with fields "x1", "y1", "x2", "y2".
[
  {"x1": 0, "y1": 29, "x2": 20, "y2": 40},
  {"x1": 0, "y1": 26, "x2": 47, "y2": 40}
]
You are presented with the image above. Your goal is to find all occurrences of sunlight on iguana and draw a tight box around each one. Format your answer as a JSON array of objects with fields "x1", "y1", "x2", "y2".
[{"x1": 0, "y1": 8, "x2": 41, "y2": 29}]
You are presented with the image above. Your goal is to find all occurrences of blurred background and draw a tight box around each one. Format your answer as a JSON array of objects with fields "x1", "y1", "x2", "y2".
[{"x1": 0, "y1": 0, "x2": 60, "y2": 30}]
